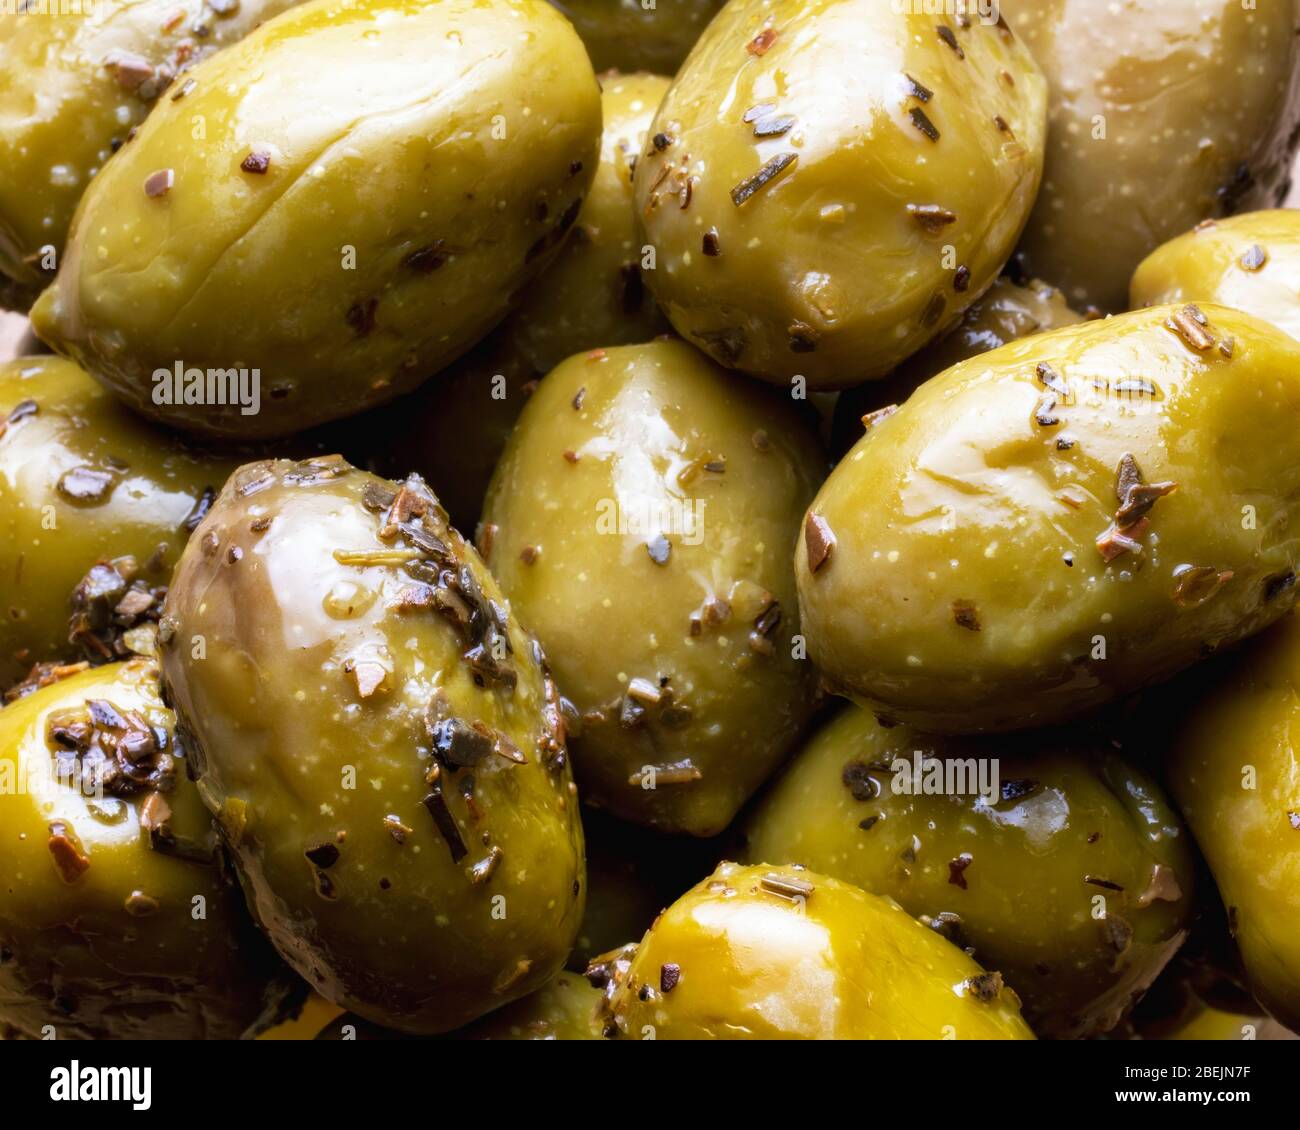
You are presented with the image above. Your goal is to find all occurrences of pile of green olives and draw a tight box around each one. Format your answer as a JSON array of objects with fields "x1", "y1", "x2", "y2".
[{"x1": 2, "y1": 0, "x2": 1299, "y2": 1044}]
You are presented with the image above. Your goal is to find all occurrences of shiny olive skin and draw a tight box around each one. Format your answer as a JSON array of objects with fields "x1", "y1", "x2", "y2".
[
  {"x1": 0, "y1": 661, "x2": 282, "y2": 1040},
  {"x1": 1004, "y1": 0, "x2": 1300, "y2": 314},
  {"x1": 0, "y1": 0, "x2": 306, "y2": 311},
  {"x1": 1131, "y1": 211, "x2": 1300, "y2": 342},
  {"x1": 158, "y1": 456, "x2": 585, "y2": 1034},
  {"x1": 30, "y1": 0, "x2": 602, "y2": 440},
  {"x1": 354, "y1": 71, "x2": 672, "y2": 532},
  {"x1": 482, "y1": 340, "x2": 825, "y2": 836},
  {"x1": 550, "y1": 1, "x2": 724, "y2": 73},
  {"x1": 743, "y1": 707, "x2": 1195, "y2": 1038},
  {"x1": 832, "y1": 276, "x2": 1083, "y2": 455},
  {"x1": 798, "y1": 304, "x2": 1300, "y2": 733},
  {"x1": 592, "y1": 861, "x2": 1034, "y2": 1039},
  {"x1": 633, "y1": 0, "x2": 1046, "y2": 388},
  {"x1": 0, "y1": 356, "x2": 236, "y2": 691},
  {"x1": 1169, "y1": 614, "x2": 1300, "y2": 1030}
]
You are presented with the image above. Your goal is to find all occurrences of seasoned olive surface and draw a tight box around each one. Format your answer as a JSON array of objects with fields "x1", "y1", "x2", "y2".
[
  {"x1": 1004, "y1": 0, "x2": 1300, "y2": 313},
  {"x1": 832, "y1": 276, "x2": 1083, "y2": 455},
  {"x1": 482, "y1": 341, "x2": 825, "y2": 835},
  {"x1": 356, "y1": 71, "x2": 672, "y2": 532},
  {"x1": 452, "y1": 971, "x2": 604, "y2": 1039},
  {"x1": 0, "y1": 661, "x2": 282, "y2": 1040},
  {"x1": 1169, "y1": 615, "x2": 1300, "y2": 1030},
  {"x1": 1132, "y1": 210, "x2": 1300, "y2": 343},
  {"x1": 633, "y1": 0, "x2": 1046, "y2": 387},
  {"x1": 550, "y1": 1, "x2": 725, "y2": 73},
  {"x1": 158, "y1": 457, "x2": 585, "y2": 1034},
  {"x1": 744, "y1": 707, "x2": 1195, "y2": 1038},
  {"x1": 0, "y1": 0, "x2": 306, "y2": 310},
  {"x1": 798, "y1": 304, "x2": 1300, "y2": 732},
  {"x1": 30, "y1": 0, "x2": 602, "y2": 440},
  {"x1": 0, "y1": 356, "x2": 236, "y2": 691},
  {"x1": 592, "y1": 861, "x2": 1034, "y2": 1039}
]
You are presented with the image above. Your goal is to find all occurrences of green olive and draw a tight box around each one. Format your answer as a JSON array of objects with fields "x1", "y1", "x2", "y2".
[
  {"x1": 832, "y1": 276, "x2": 1083, "y2": 456},
  {"x1": 0, "y1": 660, "x2": 286, "y2": 1039},
  {"x1": 158, "y1": 456, "x2": 585, "y2": 1034},
  {"x1": 482, "y1": 340, "x2": 825, "y2": 835},
  {"x1": 549, "y1": 1, "x2": 724, "y2": 73},
  {"x1": 633, "y1": 0, "x2": 1046, "y2": 387},
  {"x1": 0, "y1": 0, "x2": 306, "y2": 310},
  {"x1": 798, "y1": 304, "x2": 1300, "y2": 732},
  {"x1": 589, "y1": 861, "x2": 1034, "y2": 1039},
  {"x1": 0, "y1": 355, "x2": 236, "y2": 692},
  {"x1": 1131, "y1": 210, "x2": 1300, "y2": 343},
  {"x1": 1168, "y1": 615, "x2": 1300, "y2": 1030},
  {"x1": 351, "y1": 71, "x2": 672, "y2": 533},
  {"x1": 743, "y1": 706, "x2": 1195, "y2": 1038},
  {"x1": 1004, "y1": 0, "x2": 1300, "y2": 313},
  {"x1": 30, "y1": 0, "x2": 602, "y2": 440}
]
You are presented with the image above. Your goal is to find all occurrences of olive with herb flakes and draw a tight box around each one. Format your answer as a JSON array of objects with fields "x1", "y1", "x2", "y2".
[
  {"x1": 0, "y1": 661, "x2": 290, "y2": 1040},
  {"x1": 482, "y1": 341, "x2": 825, "y2": 836},
  {"x1": 548, "y1": 0, "x2": 725, "y2": 73},
  {"x1": 832, "y1": 276, "x2": 1083, "y2": 455},
  {"x1": 743, "y1": 707, "x2": 1194, "y2": 1039},
  {"x1": 1003, "y1": 0, "x2": 1300, "y2": 313},
  {"x1": 350, "y1": 71, "x2": 673, "y2": 532},
  {"x1": 593, "y1": 862, "x2": 1033, "y2": 1039},
  {"x1": 30, "y1": 0, "x2": 602, "y2": 439},
  {"x1": 798, "y1": 304, "x2": 1300, "y2": 733},
  {"x1": 0, "y1": 0, "x2": 306, "y2": 311},
  {"x1": 632, "y1": 0, "x2": 1046, "y2": 388},
  {"x1": 158, "y1": 456, "x2": 585, "y2": 1034},
  {"x1": 0, "y1": 356, "x2": 238, "y2": 692},
  {"x1": 1169, "y1": 615, "x2": 1300, "y2": 1030},
  {"x1": 1131, "y1": 210, "x2": 1300, "y2": 344}
]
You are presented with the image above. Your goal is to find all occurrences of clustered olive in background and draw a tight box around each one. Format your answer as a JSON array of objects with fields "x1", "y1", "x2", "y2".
[{"x1": 1, "y1": 0, "x2": 1299, "y2": 1042}]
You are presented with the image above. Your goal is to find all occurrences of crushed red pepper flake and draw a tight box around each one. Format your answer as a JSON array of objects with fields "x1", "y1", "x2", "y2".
[
  {"x1": 1165, "y1": 303, "x2": 1214, "y2": 351},
  {"x1": 571, "y1": 386, "x2": 586, "y2": 410},
  {"x1": 384, "y1": 814, "x2": 412, "y2": 844},
  {"x1": 861, "y1": 404, "x2": 899, "y2": 432},
  {"x1": 948, "y1": 853, "x2": 973, "y2": 889},
  {"x1": 907, "y1": 203, "x2": 957, "y2": 233},
  {"x1": 240, "y1": 148, "x2": 271, "y2": 174},
  {"x1": 951, "y1": 599, "x2": 981, "y2": 631},
  {"x1": 747, "y1": 26, "x2": 778, "y2": 55},
  {"x1": 660, "y1": 963, "x2": 681, "y2": 993},
  {"x1": 520, "y1": 545, "x2": 539, "y2": 565},
  {"x1": 805, "y1": 513, "x2": 835, "y2": 573},
  {"x1": 730, "y1": 152, "x2": 797, "y2": 206},
  {"x1": 48, "y1": 822, "x2": 90, "y2": 883},
  {"x1": 964, "y1": 972, "x2": 1004, "y2": 1003},
  {"x1": 702, "y1": 228, "x2": 721, "y2": 256}
]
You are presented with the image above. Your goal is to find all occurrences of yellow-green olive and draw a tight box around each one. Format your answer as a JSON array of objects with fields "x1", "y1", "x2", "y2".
[
  {"x1": 1004, "y1": 0, "x2": 1300, "y2": 313},
  {"x1": 589, "y1": 861, "x2": 1035, "y2": 1039},
  {"x1": 0, "y1": 356, "x2": 236, "y2": 692},
  {"x1": 1168, "y1": 615, "x2": 1300, "y2": 1030},
  {"x1": 30, "y1": 0, "x2": 602, "y2": 440},
  {"x1": 158, "y1": 456, "x2": 585, "y2": 1034},
  {"x1": 0, "y1": 0, "x2": 307, "y2": 310},
  {"x1": 351, "y1": 70, "x2": 672, "y2": 533},
  {"x1": 1131, "y1": 210, "x2": 1300, "y2": 342},
  {"x1": 798, "y1": 304, "x2": 1300, "y2": 732},
  {"x1": 482, "y1": 340, "x2": 825, "y2": 835},
  {"x1": 832, "y1": 276, "x2": 1083, "y2": 455},
  {"x1": 633, "y1": 0, "x2": 1046, "y2": 387},
  {"x1": 0, "y1": 660, "x2": 287, "y2": 1039},
  {"x1": 743, "y1": 706, "x2": 1195, "y2": 1038},
  {"x1": 550, "y1": 1, "x2": 725, "y2": 73}
]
